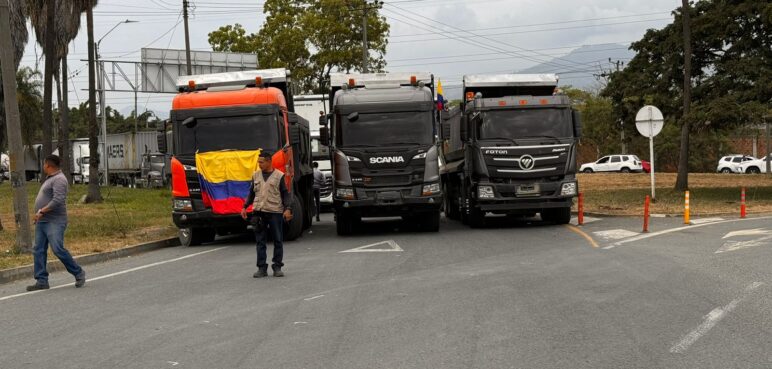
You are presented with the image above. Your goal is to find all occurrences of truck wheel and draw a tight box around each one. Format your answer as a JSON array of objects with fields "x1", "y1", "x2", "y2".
[
  {"x1": 542, "y1": 207, "x2": 571, "y2": 225},
  {"x1": 336, "y1": 211, "x2": 355, "y2": 236},
  {"x1": 468, "y1": 205, "x2": 485, "y2": 228},
  {"x1": 179, "y1": 227, "x2": 215, "y2": 247},
  {"x1": 443, "y1": 186, "x2": 461, "y2": 220},
  {"x1": 285, "y1": 193, "x2": 305, "y2": 241},
  {"x1": 422, "y1": 210, "x2": 441, "y2": 232}
]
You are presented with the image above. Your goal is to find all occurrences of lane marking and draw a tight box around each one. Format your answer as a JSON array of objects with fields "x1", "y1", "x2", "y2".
[
  {"x1": 690, "y1": 217, "x2": 724, "y2": 225},
  {"x1": 0, "y1": 246, "x2": 229, "y2": 302},
  {"x1": 716, "y1": 235, "x2": 772, "y2": 254},
  {"x1": 303, "y1": 294, "x2": 325, "y2": 301},
  {"x1": 593, "y1": 229, "x2": 639, "y2": 240},
  {"x1": 564, "y1": 225, "x2": 599, "y2": 249},
  {"x1": 571, "y1": 216, "x2": 601, "y2": 225},
  {"x1": 670, "y1": 282, "x2": 763, "y2": 354},
  {"x1": 603, "y1": 216, "x2": 772, "y2": 249},
  {"x1": 722, "y1": 228, "x2": 772, "y2": 239},
  {"x1": 340, "y1": 240, "x2": 403, "y2": 253}
]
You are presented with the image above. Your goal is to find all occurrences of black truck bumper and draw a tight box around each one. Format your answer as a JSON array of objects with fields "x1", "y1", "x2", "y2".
[
  {"x1": 173, "y1": 210, "x2": 246, "y2": 229},
  {"x1": 475, "y1": 180, "x2": 576, "y2": 213},
  {"x1": 334, "y1": 193, "x2": 443, "y2": 217}
]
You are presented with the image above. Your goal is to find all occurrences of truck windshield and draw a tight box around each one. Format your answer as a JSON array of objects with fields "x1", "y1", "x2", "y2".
[
  {"x1": 177, "y1": 114, "x2": 279, "y2": 155},
  {"x1": 478, "y1": 108, "x2": 572, "y2": 140},
  {"x1": 336, "y1": 111, "x2": 433, "y2": 147}
]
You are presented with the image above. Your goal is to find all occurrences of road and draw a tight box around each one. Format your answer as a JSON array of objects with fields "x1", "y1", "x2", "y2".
[{"x1": 1, "y1": 213, "x2": 772, "y2": 368}]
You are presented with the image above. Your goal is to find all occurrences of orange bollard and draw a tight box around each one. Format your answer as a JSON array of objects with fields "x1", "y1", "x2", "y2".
[
  {"x1": 643, "y1": 195, "x2": 650, "y2": 233},
  {"x1": 578, "y1": 192, "x2": 584, "y2": 226},
  {"x1": 684, "y1": 190, "x2": 690, "y2": 224},
  {"x1": 740, "y1": 187, "x2": 746, "y2": 218}
]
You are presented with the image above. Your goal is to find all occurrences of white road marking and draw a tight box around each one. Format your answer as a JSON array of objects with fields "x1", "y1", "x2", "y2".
[
  {"x1": 593, "y1": 229, "x2": 639, "y2": 240},
  {"x1": 715, "y1": 235, "x2": 772, "y2": 254},
  {"x1": 603, "y1": 216, "x2": 772, "y2": 250},
  {"x1": 571, "y1": 216, "x2": 601, "y2": 225},
  {"x1": 0, "y1": 247, "x2": 229, "y2": 302},
  {"x1": 670, "y1": 282, "x2": 763, "y2": 354},
  {"x1": 293, "y1": 321, "x2": 308, "y2": 325},
  {"x1": 690, "y1": 217, "x2": 725, "y2": 225},
  {"x1": 303, "y1": 294, "x2": 325, "y2": 301},
  {"x1": 722, "y1": 228, "x2": 772, "y2": 239},
  {"x1": 340, "y1": 240, "x2": 403, "y2": 253}
]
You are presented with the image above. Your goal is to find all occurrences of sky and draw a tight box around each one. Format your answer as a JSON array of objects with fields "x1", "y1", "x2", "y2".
[{"x1": 18, "y1": 0, "x2": 680, "y2": 120}]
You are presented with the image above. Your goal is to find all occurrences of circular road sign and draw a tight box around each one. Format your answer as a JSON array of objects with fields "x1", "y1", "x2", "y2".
[{"x1": 635, "y1": 105, "x2": 664, "y2": 138}]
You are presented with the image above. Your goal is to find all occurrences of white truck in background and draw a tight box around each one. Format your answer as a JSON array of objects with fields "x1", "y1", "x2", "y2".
[{"x1": 295, "y1": 94, "x2": 333, "y2": 209}]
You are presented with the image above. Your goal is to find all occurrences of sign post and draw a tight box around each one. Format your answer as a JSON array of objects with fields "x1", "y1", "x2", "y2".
[{"x1": 635, "y1": 105, "x2": 664, "y2": 201}]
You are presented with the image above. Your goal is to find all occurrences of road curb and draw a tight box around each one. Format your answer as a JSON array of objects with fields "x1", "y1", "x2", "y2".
[
  {"x1": 0, "y1": 237, "x2": 180, "y2": 285},
  {"x1": 574, "y1": 210, "x2": 772, "y2": 218}
]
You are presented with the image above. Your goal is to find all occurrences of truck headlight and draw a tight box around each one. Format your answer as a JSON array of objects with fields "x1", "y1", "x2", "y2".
[
  {"x1": 422, "y1": 182, "x2": 441, "y2": 196},
  {"x1": 561, "y1": 182, "x2": 577, "y2": 196},
  {"x1": 478, "y1": 185, "x2": 494, "y2": 199},
  {"x1": 412, "y1": 152, "x2": 427, "y2": 160},
  {"x1": 346, "y1": 156, "x2": 361, "y2": 162},
  {"x1": 336, "y1": 187, "x2": 355, "y2": 200},
  {"x1": 173, "y1": 199, "x2": 193, "y2": 211}
]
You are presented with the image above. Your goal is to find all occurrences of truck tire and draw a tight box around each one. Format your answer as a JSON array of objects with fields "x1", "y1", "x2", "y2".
[
  {"x1": 285, "y1": 193, "x2": 305, "y2": 241},
  {"x1": 443, "y1": 185, "x2": 461, "y2": 220},
  {"x1": 179, "y1": 227, "x2": 216, "y2": 247},
  {"x1": 422, "y1": 210, "x2": 441, "y2": 232},
  {"x1": 336, "y1": 211, "x2": 355, "y2": 236},
  {"x1": 467, "y1": 205, "x2": 485, "y2": 228},
  {"x1": 542, "y1": 207, "x2": 571, "y2": 225}
]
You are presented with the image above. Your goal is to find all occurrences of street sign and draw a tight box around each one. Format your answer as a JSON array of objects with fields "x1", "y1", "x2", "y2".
[
  {"x1": 635, "y1": 105, "x2": 664, "y2": 137},
  {"x1": 635, "y1": 105, "x2": 665, "y2": 200}
]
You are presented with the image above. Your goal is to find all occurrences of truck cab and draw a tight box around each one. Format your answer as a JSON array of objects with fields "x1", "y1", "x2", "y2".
[
  {"x1": 165, "y1": 69, "x2": 313, "y2": 246},
  {"x1": 441, "y1": 74, "x2": 581, "y2": 226},
  {"x1": 320, "y1": 73, "x2": 442, "y2": 235}
]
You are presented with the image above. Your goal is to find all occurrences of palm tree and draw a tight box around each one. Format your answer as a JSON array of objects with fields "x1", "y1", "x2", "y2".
[
  {"x1": 26, "y1": 0, "x2": 56, "y2": 167},
  {"x1": 0, "y1": 0, "x2": 29, "y2": 154}
]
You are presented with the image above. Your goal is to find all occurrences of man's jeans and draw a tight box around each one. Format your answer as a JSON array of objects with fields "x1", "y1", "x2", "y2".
[
  {"x1": 254, "y1": 212, "x2": 284, "y2": 268},
  {"x1": 34, "y1": 222, "x2": 83, "y2": 284}
]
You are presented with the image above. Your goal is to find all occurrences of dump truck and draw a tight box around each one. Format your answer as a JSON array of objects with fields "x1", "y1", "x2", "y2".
[
  {"x1": 440, "y1": 74, "x2": 581, "y2": 227},
  {"x1": 319, "y1": 72, "x2": 441, "y2": 235},
  {"x1": 163, "y1": 69, "x2": 313, "y2": 246}
]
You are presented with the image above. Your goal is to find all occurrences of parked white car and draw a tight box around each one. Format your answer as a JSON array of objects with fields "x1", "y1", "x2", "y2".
[
  {"x1": 580, "y1": 154, "x2": 643, "y2": 173},
  {"x1": 716, "y1": 155, "x2": 756, "y2": 173},
  {"x1": 739, "y1": 154, "x2": 772, "y2": 174}
]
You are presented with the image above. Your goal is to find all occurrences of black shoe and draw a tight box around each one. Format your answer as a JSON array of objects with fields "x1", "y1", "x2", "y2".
[
  {"x1": 75, "y1": 271, "x2": 86, "y2": 288},
  {"x1": 253, "y1": 267, "x2": 268, "y2": 278},
  {"x1": 26, "y1": 283, "x2": 49, "y2": 291},
  {"x1": 272, "y1": 266, "x2": 284, "y2": 277},
  {"x1": 316, "y1": 217, "x2": 321, "y2": 222}
]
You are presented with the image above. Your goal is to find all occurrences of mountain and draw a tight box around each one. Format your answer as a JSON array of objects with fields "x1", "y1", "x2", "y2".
[{"x1": 518, "y1": 43, "x2": 635, "y2": 91}]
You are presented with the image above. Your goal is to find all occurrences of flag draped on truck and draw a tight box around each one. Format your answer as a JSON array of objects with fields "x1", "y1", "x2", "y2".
[
  {"x1": 195, "y1": 150, "x2": 260, "y2": 215},
  {"x1": 436, "y1": 80, "x2": 445, "y2": 110}
]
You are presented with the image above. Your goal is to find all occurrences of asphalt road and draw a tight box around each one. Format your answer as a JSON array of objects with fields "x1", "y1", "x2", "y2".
[{"x1": 1, "y1": 213, "x2": 772, "y2": 369}]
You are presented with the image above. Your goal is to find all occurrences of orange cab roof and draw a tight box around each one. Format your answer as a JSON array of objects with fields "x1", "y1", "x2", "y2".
[{"x1": 172, "y1": 86, "x2": 287, "y2": 110}]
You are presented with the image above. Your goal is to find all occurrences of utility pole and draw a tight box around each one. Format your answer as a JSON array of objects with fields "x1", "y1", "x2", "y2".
[
  {"x1": 361, "y1": 2, "x2": 369, "y2": 73},
  {"x1": 0, "y1": 0, "x2": 33, "y2": 252},
  {"x1": 766, "y1": 113, "x2": 771, "y2": 176},
  {"x1": 610, "y1": 58, "x2": 626, "y2": 154},
  {"x1": 675, "y1": 0, "x2": 692, "y2": 191},
  {"x1": 183, "y1": 0, "x2": 192, "y2": 75}
]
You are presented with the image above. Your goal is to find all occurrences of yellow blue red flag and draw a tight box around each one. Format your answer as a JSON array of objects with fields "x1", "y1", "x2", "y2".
[
  {"x1": 436, "y1": 79, "x2": 445, "y2": 110},
  {"x1": 195, "y1": 150, "x2": 260, "y2": 215}
]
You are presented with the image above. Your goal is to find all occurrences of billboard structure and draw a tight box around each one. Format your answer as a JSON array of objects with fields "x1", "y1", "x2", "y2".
[{"x1": 140, "y1": 48, "x2": 259, "y2": 93}]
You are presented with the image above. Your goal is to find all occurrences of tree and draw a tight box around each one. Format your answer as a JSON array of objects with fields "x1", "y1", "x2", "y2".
[
  {"x1": 675, "y1": 0, "x2": 693, "y2": 191},
  {"x1": 0, "y1": 0, "x2": 29, "y2": 153},
  {"x1": 603, "y1": 0, "x2": 770, "y2": 173},
  {"x1": 207, "y1": 0, "x2": 390, "y2": 93},
  {"x1": 15, "y1": 67, "x2": 43, "y2": 146}
]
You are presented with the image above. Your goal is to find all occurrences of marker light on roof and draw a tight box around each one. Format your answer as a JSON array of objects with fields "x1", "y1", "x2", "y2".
[
  {"x1": 255, "y1": 76, "x2": 263, "y2": 86},
  {"x1": 188, "y1": 80, "x2": 195, "y2": 90},
  {"x1": 410, "y1": 75, "x2": 417, "y2": 85},
  {"x1": 348, "y1": 78, "x2": 355, "y2": 88},
  {"x1": 519, "y1": 99, "x2": 528, "y2": 105},
  {"x1": 466, "y1": 92, "x2": 475, "y2": 101},
  {"x1": 540, "y1": 99, "x2": 549, "y2": 105}
]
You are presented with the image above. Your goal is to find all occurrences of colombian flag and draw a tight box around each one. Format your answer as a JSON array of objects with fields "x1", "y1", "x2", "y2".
[
  {"x1": 195, "y1": 150, "x2": 260, "y2": 215},
  {"x1": 436, "y1": 79, "x2": 445, "y2": 110}
]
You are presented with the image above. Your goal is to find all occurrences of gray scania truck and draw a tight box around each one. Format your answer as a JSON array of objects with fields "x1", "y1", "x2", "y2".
[
  {"x1": 440, "y1": 74, "x2": 581, "y2": 227},
  {"x1": 319, "y1": 73, "x2": 442, "y2": 235}
]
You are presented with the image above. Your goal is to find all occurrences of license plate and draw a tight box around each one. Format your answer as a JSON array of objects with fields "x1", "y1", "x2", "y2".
[{"x1": 516, "y1": 184, "x2": 540, "y2": 196}]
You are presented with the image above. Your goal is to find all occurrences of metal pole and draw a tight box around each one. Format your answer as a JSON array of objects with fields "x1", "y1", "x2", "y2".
[
  {"x1": 649, "y1": 129, "x2": 656, "y2": 201},
  {"x1": 134, "y1": 88, "x2": 138, "y2": 131},
  {"x1": 620, "y1": 120, "x2": 625, "y2": 154},
  {"x1": 362, "y1": 3, "x2": 369, "y2": 73},
  {"x1": 765, "y1": 114, "x2": 770, "y2": 176},
  {"x1": 0, "y1": 0, "x2": 32, "y2": 252},
  {"x1": 98, "y1": 57, "x2": 108, "y2": 186},
  {"x1": 183, "y1": 0, "x2": 192, "y2": 75}
]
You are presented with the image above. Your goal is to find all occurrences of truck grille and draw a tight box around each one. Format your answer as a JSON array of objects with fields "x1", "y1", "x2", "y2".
[
  {"x1": 482, "y1": 144, "x2": 570, "y2": 179},
  {"x1": 320, "y1": 175, "x2": 333, "y2": 197}
]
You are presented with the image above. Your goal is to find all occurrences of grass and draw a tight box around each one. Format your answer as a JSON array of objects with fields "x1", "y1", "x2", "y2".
[
  {"x1": 0, "y1": 183, "x2": 175, "y2": 270},
  {"x1": 577, "y1": 173, "x2": 772, "y2": 216}
]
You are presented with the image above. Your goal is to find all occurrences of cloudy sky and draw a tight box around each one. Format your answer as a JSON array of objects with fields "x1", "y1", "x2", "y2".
[{"x1": 18, "y1": 0, "x2": 680, "y2": 119}]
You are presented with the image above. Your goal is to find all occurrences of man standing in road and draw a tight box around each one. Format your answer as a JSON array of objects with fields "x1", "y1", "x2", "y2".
[
  {"x1": 241, "y1": 151, "x2": 292, "y2": 278},
  {"x1": 27, "y1": 155, "x2": 86, "y2": 291},
  {"x1": 312, "y1": 161, "x2": 324, "y2": 222}
]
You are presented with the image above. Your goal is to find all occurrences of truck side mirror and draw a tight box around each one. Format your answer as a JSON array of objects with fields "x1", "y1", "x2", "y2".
[
  {"x1": 572, "y1": 110, "x2": 583, "y2": 138},
  {"x1": 320, "y1": 127, "x2": 330, "y2": 146}
]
